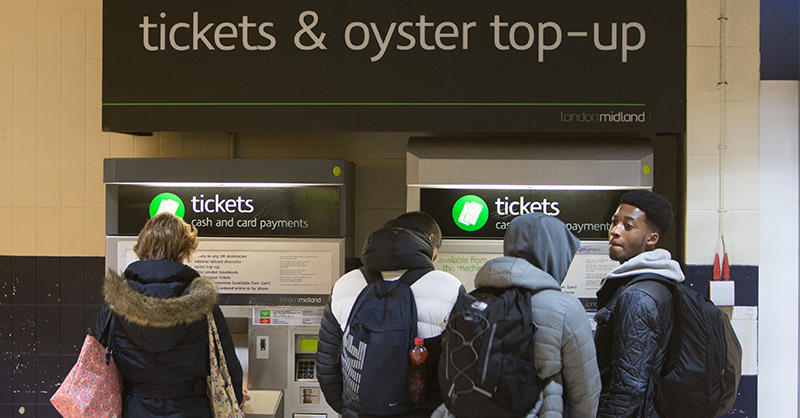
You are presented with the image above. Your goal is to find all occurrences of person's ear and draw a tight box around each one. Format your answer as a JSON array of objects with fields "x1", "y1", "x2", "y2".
[
  {"x1": 646, "y1": 231, "x2": 660, "y2": 247},
  {"x1": 428, "y1": 234, "x2": 435, "y2": 243}
]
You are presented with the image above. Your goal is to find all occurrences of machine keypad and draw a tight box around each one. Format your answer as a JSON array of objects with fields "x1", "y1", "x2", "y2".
[{"x1": 297, "y1": 360, "x2": 316, "y2": 380}]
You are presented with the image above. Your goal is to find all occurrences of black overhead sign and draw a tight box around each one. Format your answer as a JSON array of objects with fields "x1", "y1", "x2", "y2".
[
  {"x1": 420, "y1": 188, "x2": 630, "y2": 240},
  {"x1": 102, "y1": 0, "x2": 686, "y2": 133},
  {"x1": 113, "y1": 185, "x2": 343, "y2": 237}
]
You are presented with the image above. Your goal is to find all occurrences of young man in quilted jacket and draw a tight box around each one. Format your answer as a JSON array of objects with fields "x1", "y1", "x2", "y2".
[{"x1": 594, "y1": 190, "x2": 685, "y2": 418}]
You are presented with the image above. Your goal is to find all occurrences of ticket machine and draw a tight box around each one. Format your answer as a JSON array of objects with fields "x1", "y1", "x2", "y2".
[
  {"x1": 247, "y1": 307, "x2": 329, "y2": 417},
  {"x1": 104, "y1": 158, "x2": 354, "y2": 418},
  {"x1": 406, "y1": 137, "x2": 658, "y2": 313}
]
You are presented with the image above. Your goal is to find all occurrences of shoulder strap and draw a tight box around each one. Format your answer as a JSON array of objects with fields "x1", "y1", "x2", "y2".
[
  {"x1": 359, "y1": 266, "x2": 433, "y2": 289},
  {"x1": 601, "y1": 274, "x2": 674, "y2": 314},
  {"x1": 345, "y1": 267, "x2": 427, "y2": 333},
  {"x1": 99, "y1": 312, "x2": 117, "y2": 366},
  {"x1": 626, "y1": 273, "x2": 682, "y2": 312},
  {"x1": 499, "y1": 287, "x2": 537, "y2": 354},
  {"x1": 628, "y1": 273, "x2": 676, "y2": 288}
]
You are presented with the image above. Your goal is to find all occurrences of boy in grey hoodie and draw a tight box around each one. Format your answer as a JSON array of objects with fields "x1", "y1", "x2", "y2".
[{"x1": 435, "y1": 212, "x2": 601, "y2": 418}]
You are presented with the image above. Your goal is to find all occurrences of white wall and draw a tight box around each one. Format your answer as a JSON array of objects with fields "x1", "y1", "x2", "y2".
[
  {"x1": 685, "y1": 0, "x2": 761, "y2": 267},
  {"x1": 758, "y1": 80, "x2": 799, "y2": 418}
]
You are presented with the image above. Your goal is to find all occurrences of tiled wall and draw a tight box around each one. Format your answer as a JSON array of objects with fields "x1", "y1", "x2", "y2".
[
  {"x1": 0, "y1": 256, "x2": 106, "y2": 417},
  {"x1": 1, "y1": 0, "x2": 107, "y2": 257},
  {"x1": 685, "y1": 1, "x2": 760, "y2": 416},
  {"x1": 686, "y1": 0, "x2": 760, "y2": 267},
  {"x1": 2, "y1": 0, "x2": 763, "y2": 417}
]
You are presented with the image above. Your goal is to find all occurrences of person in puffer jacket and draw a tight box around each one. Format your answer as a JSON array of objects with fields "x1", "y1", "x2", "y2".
[
  {"x1": 316, "y1": 211, "x2": 464, "y2": 418},
  {"x1": 433, "y1": 212, "x2": 600, "y2": 418},
  {"x1": 594, "y1": 190, "x2": 684, "y2": 418},
  {"x1": 93, "y1": 212, "x2": 245, "y2": 417}
]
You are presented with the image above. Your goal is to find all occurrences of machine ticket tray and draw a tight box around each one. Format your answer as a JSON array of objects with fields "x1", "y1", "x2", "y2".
[{"x1": 242, "y1": 389, "x2": 283, "y2": 418}]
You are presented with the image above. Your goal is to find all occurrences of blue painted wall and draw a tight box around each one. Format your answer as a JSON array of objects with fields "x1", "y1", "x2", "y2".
[
  {"x1": 685, "y1": 265, "x2": 758, "y2": 417},
  {"x1": 761, "y1": 0, "x2": 800, "y2": 80}
]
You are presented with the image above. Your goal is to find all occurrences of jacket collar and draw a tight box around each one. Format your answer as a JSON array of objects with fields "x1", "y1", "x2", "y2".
[
  {"x1": 605, "y1": 249, "x2": 685, "y2": 282},
  {"x1": 103, "y1": 269, "x2": 218, "y2": 328}
]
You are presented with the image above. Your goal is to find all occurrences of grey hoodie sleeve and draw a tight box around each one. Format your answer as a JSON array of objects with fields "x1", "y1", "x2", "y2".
[{"x1": 560, "y1": 297, "x2": 601, "y2": 418}]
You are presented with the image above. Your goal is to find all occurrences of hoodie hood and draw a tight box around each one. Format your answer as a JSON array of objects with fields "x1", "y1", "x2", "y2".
[
  {"x1": 476, "y1": 213, "x2": 580, "y2": 291},
  {"x1": 606, "y1": 248, "x2": 685, "y2": 282},
  {"x1": 502, "y1": 213, "x2": 580, "y2": 284},
  {"x1": 360, "y1": 220, "x2": 434, "y2": 272},
  {"x1": 475, "y1": 256, "x2": 563, "y2": 292},
  {"x1": 104, "y1": 260, "x2": 218, "y2": 353}
]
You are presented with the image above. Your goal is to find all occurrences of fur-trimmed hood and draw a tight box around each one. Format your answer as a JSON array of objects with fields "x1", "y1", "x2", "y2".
[
  {"x1": 104, "y1": 269, "x2": 218, "y2": 328},
  {"x1": 103, "y1": 260, "x2": 219, "y2": 354}
]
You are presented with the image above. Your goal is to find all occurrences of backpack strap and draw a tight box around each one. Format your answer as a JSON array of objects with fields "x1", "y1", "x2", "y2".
[
  {"x1": 628, "y1": 273, "x2": 676, "y2": 289},
  {"x1": 499, "y1": 287, "x2": 537, "y2": 354},
  {"x1": 604, "y1": 273, "x2": 675, "y2": 312},
  {"x1": 625, "y1": 274, "x2": 682, "y2": 335},
  {"x1": 359, "y1": 265, "x2": 434, "y2": 297},
  {"x1": 348, "y1": 266, "x2": 432, "y2": 324}
]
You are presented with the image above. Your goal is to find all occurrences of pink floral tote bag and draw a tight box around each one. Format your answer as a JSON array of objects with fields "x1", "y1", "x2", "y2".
[
  {"x1": 207, "y1": 314, "x2": 245, "y2": 418},
  {"x1": 51, "y1": 321, "x2": 122, "y2": 418}
]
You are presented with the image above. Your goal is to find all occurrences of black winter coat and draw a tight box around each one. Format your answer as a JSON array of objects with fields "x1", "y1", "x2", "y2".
[
  {"x1": 594, "y1": 277, "x2": 674, "y2": 418},
  {"x1": 94, "y1": 260, "x2": 243, "y2": 418}
]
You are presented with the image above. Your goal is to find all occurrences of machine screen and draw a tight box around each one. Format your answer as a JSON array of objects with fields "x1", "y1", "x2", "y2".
[{"x1": 300, "y1": 339, "x2": 319, "y2": 352}]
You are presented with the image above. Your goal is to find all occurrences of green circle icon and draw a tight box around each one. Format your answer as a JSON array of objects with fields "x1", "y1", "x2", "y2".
[
  {"x1": 149, "y1": 193, "x2": 186, "y2": 218},
  {"x1": 452, "y1": 195, "x2": 489, "y2": 231}
]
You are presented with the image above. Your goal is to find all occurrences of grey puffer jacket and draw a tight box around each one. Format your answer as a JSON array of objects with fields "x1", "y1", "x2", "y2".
[
  {"x1": 594, "y1": 249, "x2": 685, "y2": 418},
  {"x1": 473, "y1": 213, "x2": 601, "y2": 418}
]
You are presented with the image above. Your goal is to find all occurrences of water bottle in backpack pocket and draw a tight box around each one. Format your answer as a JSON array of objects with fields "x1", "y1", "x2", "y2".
[{"x1": 406, "y1": 337, "x2": 429, "y2": 407}]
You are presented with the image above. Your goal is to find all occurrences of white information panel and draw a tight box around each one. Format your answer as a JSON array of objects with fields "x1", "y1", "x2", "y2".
[
  {"x1": 562, "y1": 241, "x2": 619, "y2": 299},
  {"x1": 436, "y1": 239, "x2": 617, "y2": 298},
  {"x1": 252, "y1": 307, "x2": 325, "y2": 326},
  {"x1": 435, "y1": 240, "x2": 503, "y2": 293},
  {"x1": 109, "y1": 237, "x2": 343, "y2": 295}
]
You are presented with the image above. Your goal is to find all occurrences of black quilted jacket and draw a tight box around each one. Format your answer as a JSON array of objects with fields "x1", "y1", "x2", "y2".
[{"x1": 594, "y1": 277, "x2": 674, "y2": 418}]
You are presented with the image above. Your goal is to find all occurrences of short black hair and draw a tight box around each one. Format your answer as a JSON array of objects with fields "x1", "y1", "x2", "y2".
[
  {"x1": 619, "y1": 190, "x2": 674, "y2": 236},
  {"x1": 395, "y1": 211, "x2": 443, "y2": 248}
]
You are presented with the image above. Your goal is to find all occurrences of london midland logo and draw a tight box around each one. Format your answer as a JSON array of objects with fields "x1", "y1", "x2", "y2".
[
  {"x1": 452, "y1": 195, "x2": 489, "y2": 231},
  {"x1": 149, "y1": 192, "x2": 186, "y2": 218}
]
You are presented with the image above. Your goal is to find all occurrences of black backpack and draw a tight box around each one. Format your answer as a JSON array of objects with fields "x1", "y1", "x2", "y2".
[
  {"x1": 340, "y1": 266, "x2": 431, "y2": 416},
  {"x1": 627, "y1": 274, "x2": 743, "y2": 418},
  {"x1": 438, "y1": 287, "x2": 543, "y2": 418}
]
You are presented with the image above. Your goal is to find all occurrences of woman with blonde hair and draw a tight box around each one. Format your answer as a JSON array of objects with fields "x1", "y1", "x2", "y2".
[{"x1": 93, "y1": 212, "x2": 245, "y2": 417}]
